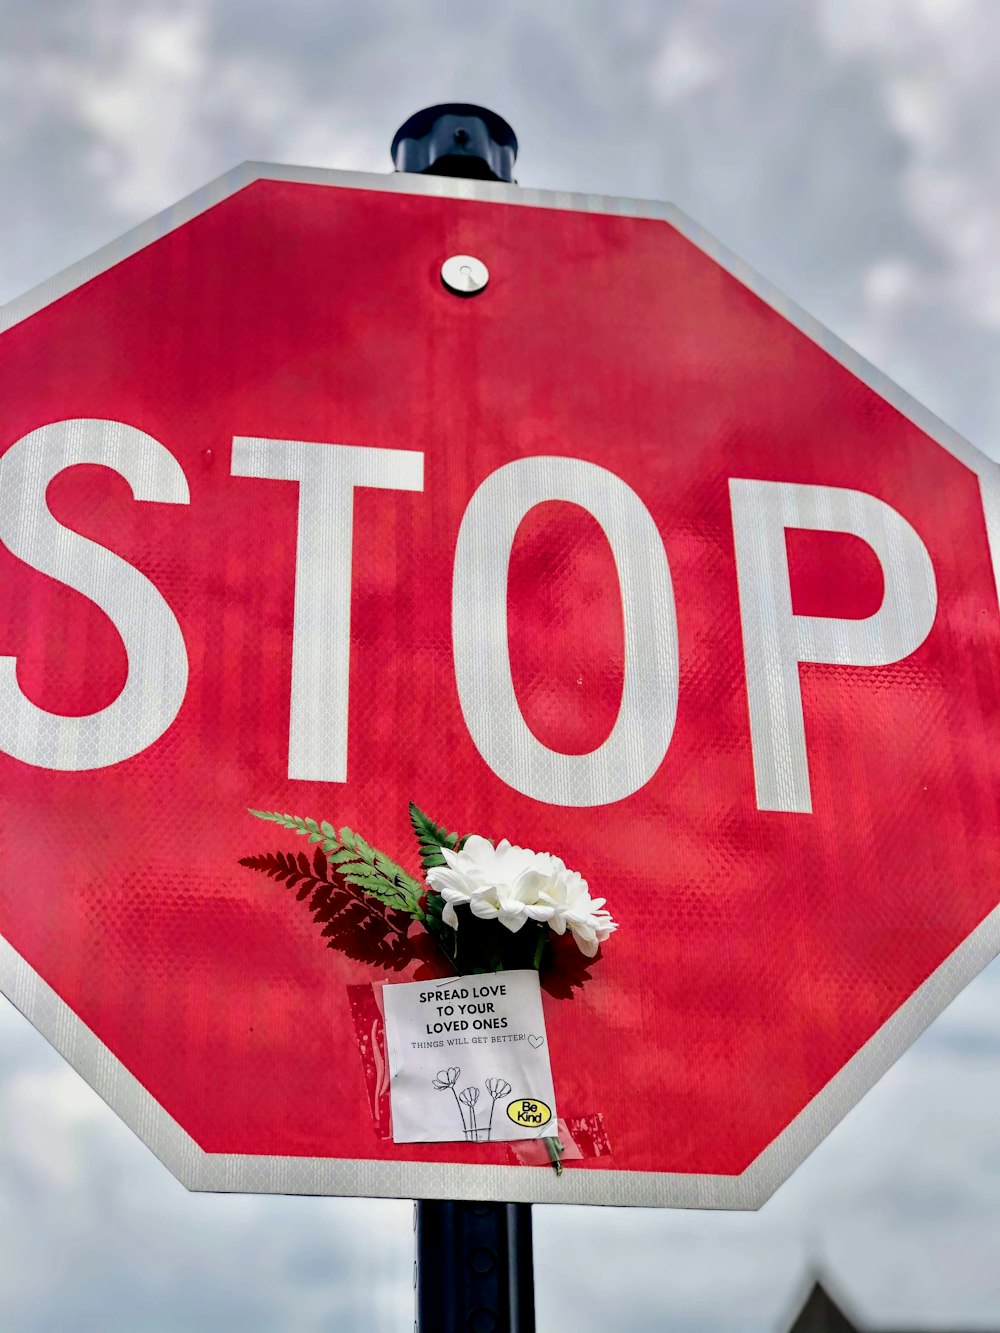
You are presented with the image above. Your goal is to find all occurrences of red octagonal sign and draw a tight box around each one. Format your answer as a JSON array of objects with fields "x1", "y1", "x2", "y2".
[{"x1": 1, "y1": 166, "x2": 998, "y2": 1208}]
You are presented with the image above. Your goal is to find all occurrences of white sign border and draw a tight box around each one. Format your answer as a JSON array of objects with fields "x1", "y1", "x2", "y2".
[{"x1": 2, "y1": 163, "x2": 999, "y2": 1209}]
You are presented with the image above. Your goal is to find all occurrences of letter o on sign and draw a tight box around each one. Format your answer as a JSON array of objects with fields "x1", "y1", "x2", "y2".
[{"x1": 452, "y1": 456, "x2": 679, "y2": 807}]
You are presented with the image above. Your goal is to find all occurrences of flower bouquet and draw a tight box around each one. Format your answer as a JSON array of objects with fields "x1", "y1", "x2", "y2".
[{"x1": 240, "y1": 803, "x2": 616, "y2": 976}]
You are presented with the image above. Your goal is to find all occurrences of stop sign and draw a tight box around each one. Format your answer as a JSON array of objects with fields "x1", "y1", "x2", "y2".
[{"x1": 1, "y1": 164, "x2": 998, "y2": 1209}]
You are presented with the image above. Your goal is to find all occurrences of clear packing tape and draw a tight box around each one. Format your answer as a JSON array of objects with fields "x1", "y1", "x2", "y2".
[{"x1": 347, "y1": 983, "x2": 611, "y2": 1169}]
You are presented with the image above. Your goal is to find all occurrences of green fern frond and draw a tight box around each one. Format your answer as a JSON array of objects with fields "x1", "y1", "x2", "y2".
[{"x1": 408, "y1": 803, "x2": 466, "y2": 872}]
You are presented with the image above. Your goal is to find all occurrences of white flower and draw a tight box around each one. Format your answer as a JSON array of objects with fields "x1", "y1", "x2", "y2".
[
  {"x1": 533, "y1": 870, "x2": 618, "y2": 959},
  {"x1": 427, "y1": 835, "x2": 559, "y2": 933},
  {"x1": 426, "y1": 835, "x2": 616, "y2": 955}
]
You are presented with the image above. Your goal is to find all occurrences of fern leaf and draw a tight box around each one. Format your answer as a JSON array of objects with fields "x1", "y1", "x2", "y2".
[
  {"x1": 247, "y1": 809, "x2": 425, "y2": 917},
  {"x1": 374, "y1": 851, "x2": 423, "y2": 897},
  {"x1": 330, "y1": 826, "x2": 425, "y2": 916},
  {"x1": 409, "y1": 803, "x2": 466, "y2": 871},
  {"x1": 240, "y1": 847, "x2": 414, "y2": 968},
  {"x1": 247, "y1": 809, "x2": 331, "y2": 840},
  {"x1": 332, "y1": 860, "x2": 372, "y2": 878},
  {"x1": 341, "y1": 872, "x2": 409, "y2": 907}
]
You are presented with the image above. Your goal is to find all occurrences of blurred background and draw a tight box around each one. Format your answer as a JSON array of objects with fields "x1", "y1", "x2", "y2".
[{"x1": 2, "y1": 1, "x2": 1000, "y2": 1328}]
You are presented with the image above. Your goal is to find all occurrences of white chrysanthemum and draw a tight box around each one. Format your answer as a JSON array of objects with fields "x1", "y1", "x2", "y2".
[
  {"x1": 427, "y1": 835, "x2": 555, "y2": 933},
  {"x1": 427, "y1": 835, "x2": 616, "y2": 955},
  {"x1": 534, "y1": 871, "x2": 618, "y2": 959}
]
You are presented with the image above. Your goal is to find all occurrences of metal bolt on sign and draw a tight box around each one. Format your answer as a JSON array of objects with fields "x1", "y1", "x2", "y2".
[
  {"x1": 392, "y1": 103, "x2": 531, "y2": 1333},
  {"x1": 441, "y1": 254, "x2": 490, "y2": 296}
]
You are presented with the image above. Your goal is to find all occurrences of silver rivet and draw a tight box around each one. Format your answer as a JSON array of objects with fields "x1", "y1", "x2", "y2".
[{"x1": 441, "y1": 254, "x2": 489, "y2": 296}]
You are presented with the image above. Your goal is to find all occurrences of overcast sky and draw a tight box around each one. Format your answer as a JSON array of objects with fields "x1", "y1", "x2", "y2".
[{"x1": 2, "y1": 1, "x2": 1000, "y2": 1329}]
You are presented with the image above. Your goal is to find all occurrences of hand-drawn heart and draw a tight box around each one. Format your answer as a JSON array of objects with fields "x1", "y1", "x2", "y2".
[{"x1": 528, "y1": 1034, "x2": 544, "y2": 1049}]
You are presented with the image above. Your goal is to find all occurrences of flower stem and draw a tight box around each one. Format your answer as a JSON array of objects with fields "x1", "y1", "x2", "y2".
[
  {"x1": 532, "y1": 931, "x2": 546, "y2": 971},
  {"x1": 451, "y1": 1088, "x2": 467, "y2": 1137},
  {"x1": 544, "y1": 1136, "x2": 565, "y2": 1176}
]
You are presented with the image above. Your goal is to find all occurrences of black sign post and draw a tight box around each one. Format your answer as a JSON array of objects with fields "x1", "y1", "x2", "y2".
[
  {"x1": 415, "y1": 1200, "x2": 535, "y2": 1333},
  {"x1": 390, "y1": 105, "x2": 534, "y2": 1333}
]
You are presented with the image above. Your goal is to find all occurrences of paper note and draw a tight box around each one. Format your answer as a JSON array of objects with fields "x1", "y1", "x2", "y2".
[{"x1": 382, "y1": 970, "x2": 558, "y2": 1144}]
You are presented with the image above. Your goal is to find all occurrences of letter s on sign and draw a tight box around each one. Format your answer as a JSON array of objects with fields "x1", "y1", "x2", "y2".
[{"x1": 0, "y1": 419, "x2": 190, "y2": 771}]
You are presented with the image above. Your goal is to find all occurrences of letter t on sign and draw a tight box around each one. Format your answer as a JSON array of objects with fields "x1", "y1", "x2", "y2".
[{"x1": 231, "y1": 438, "x2": 424, "y2": 783}]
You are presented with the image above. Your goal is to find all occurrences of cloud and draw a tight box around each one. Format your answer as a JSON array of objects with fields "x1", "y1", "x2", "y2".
[
  {"x1": 50, "y1": 4, "x2": 216, "y2": 216},
  {"x1": 815, "y1": 0, "x2": 1000, "y2": 443}
]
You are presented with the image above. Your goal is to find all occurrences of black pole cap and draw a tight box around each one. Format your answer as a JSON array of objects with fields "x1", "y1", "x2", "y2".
[{"x1": 391, "y1": 104, "x2": 517, "y2": 183}]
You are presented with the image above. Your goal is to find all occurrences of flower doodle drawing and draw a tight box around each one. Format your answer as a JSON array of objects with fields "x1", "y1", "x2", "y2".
[{"x1": 433, "y1": 1068, "x2": 513, "y2": 1141}]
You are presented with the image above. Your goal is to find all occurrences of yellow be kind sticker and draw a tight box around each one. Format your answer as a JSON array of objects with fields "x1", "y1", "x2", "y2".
[{"x1": 506, "y1": 1098, "x2": 553, "y2": 1128}]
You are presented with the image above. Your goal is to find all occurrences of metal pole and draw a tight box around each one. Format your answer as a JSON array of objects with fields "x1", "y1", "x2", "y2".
[
  {"x1": 391, "y1": 106, "x2": 529, "y2": 1333},
  {"x1": 414, "y1": 1200, "x2": 535, "y2": 1333}
]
